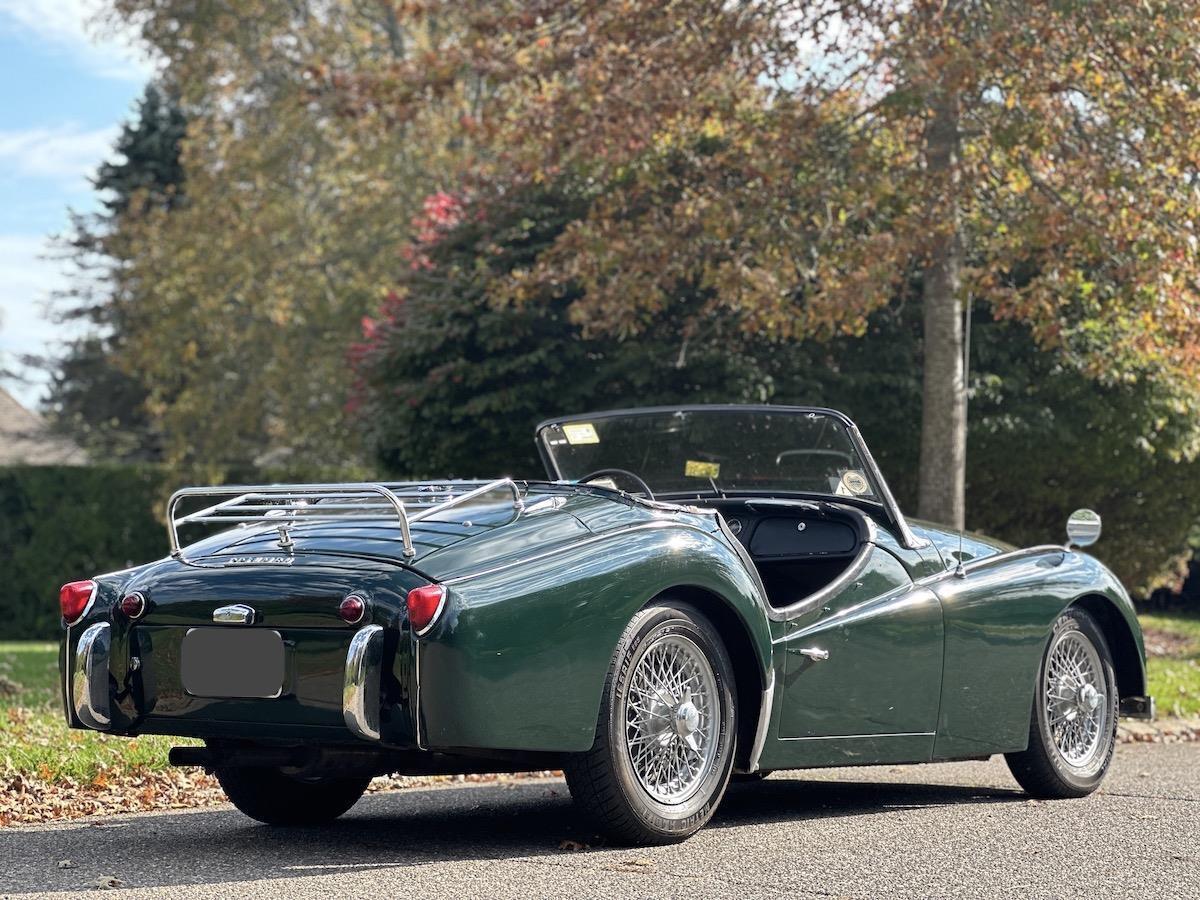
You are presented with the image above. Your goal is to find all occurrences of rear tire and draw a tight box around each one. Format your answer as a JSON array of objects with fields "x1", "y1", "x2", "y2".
[
  {"x1": 1005, "y1": 608, "x2": 1118, "y2": 799},
  {"x1": 215, "y1": 767, "x2": 371, "y2": 825},
  {"x1": 564, "y1": 600, "x2": 737, "y2": 845}
]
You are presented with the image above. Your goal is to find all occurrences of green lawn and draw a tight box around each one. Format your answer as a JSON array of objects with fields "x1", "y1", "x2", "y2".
[
  {"x1": 2, "y1": 610, "x2": 1197, "y2": 785},
  {"x1": 1141, "y1": 611, "x2": 1200, "y2": 718},
  {"x1": 0, "y1": 641, "x2": 192, "y2": 783}
]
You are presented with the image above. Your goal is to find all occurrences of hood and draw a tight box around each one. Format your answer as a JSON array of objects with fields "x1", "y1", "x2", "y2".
[{"x1": 907, "y1": 518, "x2": 1014, "y2": 569}]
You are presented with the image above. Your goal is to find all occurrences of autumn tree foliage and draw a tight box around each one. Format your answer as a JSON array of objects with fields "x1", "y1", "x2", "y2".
[
  {"x1": 352, "y1": 178, "x2": 1200, "y2": 592},
  {"x1": 83, "y1": 1, "x2": 485, "y2": 477},
  {"x1": 346, "y1": 0, "x2": 1200, "y2": 528}
]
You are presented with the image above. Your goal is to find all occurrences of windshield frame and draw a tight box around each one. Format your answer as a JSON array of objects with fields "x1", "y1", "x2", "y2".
[{"x1": 535, "y1": 404, "x2": 924, "y2": 550}]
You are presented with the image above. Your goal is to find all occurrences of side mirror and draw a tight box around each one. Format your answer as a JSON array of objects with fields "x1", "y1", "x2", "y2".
[{"x1": 1066, "y1": 509, "x2": 1102, "y2": 549}]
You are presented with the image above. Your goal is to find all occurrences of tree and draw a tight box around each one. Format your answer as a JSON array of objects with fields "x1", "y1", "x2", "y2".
[
  {"x1": 90, "y1": 1, "x2": 484, "y2": 478},
  {"x1": 351, "y1": 181, "x2": 787, "y2": 477},
  {"x1": 46, "y1": 82, "x2": 188, "y2": 461},
  {"x1": 355, "y1": 180, "x2": 1199, "y2": 593},
  {"x1": 353, "y1": 0, "x2": 1200, "y2": 528}
]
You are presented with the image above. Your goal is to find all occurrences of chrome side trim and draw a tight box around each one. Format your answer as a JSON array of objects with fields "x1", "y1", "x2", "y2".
[
  {"x1": 777, "y1": 731, "x2": 935, "y2": 742},
  {"x1": 747, "y1": 668, "x2": 775, "y2": 773},
  {"x1": 343, "y1": 624, "x2": 384, "y2": 741},
  {"x1": 72, "y1": 623, "x2": 111, "y2": 730}
]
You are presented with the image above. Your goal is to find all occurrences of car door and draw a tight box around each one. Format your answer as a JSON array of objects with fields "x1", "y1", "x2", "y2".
[{"x1": 768, "y1": 541, "x2": 945, "y2": 768}]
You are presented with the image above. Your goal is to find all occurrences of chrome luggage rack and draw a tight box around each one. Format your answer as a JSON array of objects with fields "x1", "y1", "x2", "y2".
[{"x1": 167, "y1": 479, "x2": 524, "y2": 560}]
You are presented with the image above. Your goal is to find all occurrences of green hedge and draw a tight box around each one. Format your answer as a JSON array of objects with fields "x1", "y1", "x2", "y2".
[{"x1": 0, "y1": 465, "x2": 169, "y2": 640}]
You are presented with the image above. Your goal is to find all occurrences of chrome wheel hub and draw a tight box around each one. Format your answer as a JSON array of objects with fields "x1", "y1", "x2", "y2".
[
  {"x1": 1043, "y1": 630, "x2": 1109, "y2": 768},
  {"x1": 675, "y1": 701, "x2": 701, "y2": 737},
  {"x1": 624, "y1": 634, "x2": 719, "y2": 805}
]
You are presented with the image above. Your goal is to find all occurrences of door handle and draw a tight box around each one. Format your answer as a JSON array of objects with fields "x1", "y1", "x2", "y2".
[{"x1": 793, "y1": 647, "x2": 830, "y2": 661}]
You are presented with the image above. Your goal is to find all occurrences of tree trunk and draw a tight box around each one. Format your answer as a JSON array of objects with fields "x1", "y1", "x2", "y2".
[{"x1": 917, "y1": 87, "x2": 966, "y2": 530}]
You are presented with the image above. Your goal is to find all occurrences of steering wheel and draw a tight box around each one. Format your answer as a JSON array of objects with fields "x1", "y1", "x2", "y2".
[{"x1": 577, "y1": 468, "x2": 656, "y2": 501}]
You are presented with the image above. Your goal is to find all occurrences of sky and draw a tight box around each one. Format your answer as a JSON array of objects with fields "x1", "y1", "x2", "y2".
[{"x1": 0, "y1": 0, "x2": 152, "y2": 408}]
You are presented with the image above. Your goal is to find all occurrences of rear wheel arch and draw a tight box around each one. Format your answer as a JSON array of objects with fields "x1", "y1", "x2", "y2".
[
  {"x1": 648, "y1": 585, "x2": 766, "y2": 772},
  {"x1": 1070, "y1": 594, "x2": 1145, "y2": 699}
]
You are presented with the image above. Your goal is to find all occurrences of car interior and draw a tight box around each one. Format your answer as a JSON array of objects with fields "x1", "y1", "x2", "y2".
[{"x1": 693, "y1": 499, "x2": 871, "y2": 609}]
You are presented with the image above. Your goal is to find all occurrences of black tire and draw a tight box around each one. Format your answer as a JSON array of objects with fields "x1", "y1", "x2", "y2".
[
  {"x1": 564, "y1": 600, "x2": 737, "y2": 845},
  {"x1": 1005, "y1": 608, "x2": 1119, "y2": 799},
  {"x1": 215, "y1": 767, "x2": 371, "y2": 825}
]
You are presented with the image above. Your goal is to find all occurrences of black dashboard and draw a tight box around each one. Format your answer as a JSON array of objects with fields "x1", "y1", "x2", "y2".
[{"x1": 701, "y1": 499, "x2": 868, "y2": 563}]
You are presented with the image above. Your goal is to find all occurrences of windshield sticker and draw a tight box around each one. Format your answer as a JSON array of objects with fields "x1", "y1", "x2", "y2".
[
  {"x1": 839, "y1": 470, "x2": 870, "y2": 495},
  {"x1": 685, "y1": 460, "x2": 721, "y2": 479},
  {"x1": 563, "y1": 423, "x2": 600, "y2": 445}
]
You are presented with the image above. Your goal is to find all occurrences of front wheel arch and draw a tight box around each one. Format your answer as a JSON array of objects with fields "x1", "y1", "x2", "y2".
[{"x1": 1070, "y1": 594, "x2": 1146, "y2": 700}]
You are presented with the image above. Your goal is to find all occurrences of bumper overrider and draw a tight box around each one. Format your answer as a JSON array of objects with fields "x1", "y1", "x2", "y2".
[
  {"x1": 72, "y1": 623, "x2": 113, "y2": 730},
  {"x1": 343, "y1": 625, "x2": 385, "y2": 740}
]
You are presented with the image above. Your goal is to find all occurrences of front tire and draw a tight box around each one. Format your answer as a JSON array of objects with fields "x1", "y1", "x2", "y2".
[
  {"x1": 564, "y1": 600, "x2": 737, "y2": 845},
  {"x1": 1005, "y1": 608, "x2": 1118, "y2": 798},
  {"x1": 215, "y1": 767, "x2": 371, "y2": 825}
]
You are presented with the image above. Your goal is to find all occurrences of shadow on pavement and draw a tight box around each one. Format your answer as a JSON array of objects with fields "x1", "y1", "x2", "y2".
[{"x1": 0, "y1": 776, "x2": 1025, "y2": 894}]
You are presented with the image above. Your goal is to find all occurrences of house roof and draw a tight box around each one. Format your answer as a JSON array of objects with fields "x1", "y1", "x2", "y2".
[{"x1": 0, "y1": 387, "x2": 86, "y2": 465}]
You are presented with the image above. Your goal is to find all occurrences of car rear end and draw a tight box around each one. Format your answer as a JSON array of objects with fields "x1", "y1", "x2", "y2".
[{"x1": 61, "y1": 551, "x2": 433, "y2": 753}]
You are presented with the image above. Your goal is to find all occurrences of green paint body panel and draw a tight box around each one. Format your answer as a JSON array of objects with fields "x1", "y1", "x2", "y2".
[
  {"x1": 421, "y1": 514, "x2": 773, "y2": 752},
  {"x1": 768, "y1": 550, "x2": 943, "y2": 767},
  {"x1": 927, "y1": 548, "x2": 1143, "y2": 759},
  {"x1": 61, "y1": 473, "x2": 1148, "y2": 776}
]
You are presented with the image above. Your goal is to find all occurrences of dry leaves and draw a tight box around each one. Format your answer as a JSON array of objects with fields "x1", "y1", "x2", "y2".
[
  {"x1": 2, "y1": 766, "x2": 563, "y2": 828},
  {"x1": 0, "y1": 767, "x2": 225, "y2": 828}
]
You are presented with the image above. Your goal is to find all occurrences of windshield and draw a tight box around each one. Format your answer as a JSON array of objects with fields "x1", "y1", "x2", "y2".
[{"x1": 538, "y1": 408, "x2": 880, "y2": 500}]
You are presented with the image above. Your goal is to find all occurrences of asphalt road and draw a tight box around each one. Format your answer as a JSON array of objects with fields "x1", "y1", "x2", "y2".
[{"x1": 3, "y1": 742, "x2": 1198, "y2": 899}]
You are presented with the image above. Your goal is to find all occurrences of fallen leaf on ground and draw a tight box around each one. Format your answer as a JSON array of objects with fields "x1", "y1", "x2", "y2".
[{"x1": 88, "y1": 874, "x2": 124, "y2": 889}]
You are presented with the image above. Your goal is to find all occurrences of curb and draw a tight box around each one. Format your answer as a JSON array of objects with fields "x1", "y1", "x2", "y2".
[{"x1": 1118, "y1": 717, "x2": 1200, "y2": 743}]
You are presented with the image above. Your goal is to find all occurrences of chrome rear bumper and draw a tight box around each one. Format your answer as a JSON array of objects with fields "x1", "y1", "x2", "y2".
[
  {"x1": 72, "y1": 623, "x2": 112, "y2": 730},
  {"x1": 343, "y1": 625, "x2": 384, "y2": 741}
]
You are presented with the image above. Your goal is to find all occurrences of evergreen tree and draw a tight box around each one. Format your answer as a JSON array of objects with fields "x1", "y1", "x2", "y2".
[{"x1": 46, "y1": 82, "x2": 187, "y2": 461}]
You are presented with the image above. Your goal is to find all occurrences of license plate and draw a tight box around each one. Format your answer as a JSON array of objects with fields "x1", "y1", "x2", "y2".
[{"x1": 181, "y1": 628, "x2": 285, "y2": 698}]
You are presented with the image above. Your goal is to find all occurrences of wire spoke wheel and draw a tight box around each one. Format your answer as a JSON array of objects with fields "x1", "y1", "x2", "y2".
[
  {"x1": 623, "y1": 634, "x2": 720, "y2": 805},
  {"x1": 1042, "y1": 629, "x2": 1109, "y2": 769}
]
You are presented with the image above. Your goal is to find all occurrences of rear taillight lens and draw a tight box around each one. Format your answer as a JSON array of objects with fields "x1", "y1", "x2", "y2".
[
  {"x1": 120, "y1": 592, "x2": 147, "y2": 619},
  {"x1": 59, "y1": 580, "x2": 97, "y2": 624},
  {"x1": 406, "y1": 585, "x2": 446, "y2": 636},
  {"x1": 338, "y1": 594, "x2": 367, "y2": 624}
]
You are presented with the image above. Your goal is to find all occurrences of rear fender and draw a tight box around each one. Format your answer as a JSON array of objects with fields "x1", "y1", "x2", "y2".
[{"x1": 418, "y1": 521, "x2": 773, "y2": 753}]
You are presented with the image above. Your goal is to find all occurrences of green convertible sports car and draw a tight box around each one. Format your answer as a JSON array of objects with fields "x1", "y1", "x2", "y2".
[{"x1": 60, "y1": 405, "x2": 1154, "y2": 844}]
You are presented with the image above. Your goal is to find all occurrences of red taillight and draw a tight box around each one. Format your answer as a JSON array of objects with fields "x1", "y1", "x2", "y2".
[
  {"x1": 120, "y1": 592, "x2": 147, "y2": 619},
  {"x1": 338, "y1": 594, "x2": 367, "y2": 624},
  {"x1": 59, "y1": 580, "x2": 97, "y2": 624},
  {"x1": 406, "y1": 585, "x2": 446, "y2": 636}
]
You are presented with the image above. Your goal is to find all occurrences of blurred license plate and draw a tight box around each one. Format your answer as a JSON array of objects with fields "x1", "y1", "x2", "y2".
[{"x1": 181, "y1": 628, "x2": 285, "y2": 698}]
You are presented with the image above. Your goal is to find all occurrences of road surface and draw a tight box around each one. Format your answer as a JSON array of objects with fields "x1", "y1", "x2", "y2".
[{"x1": 3, "y1": 742, "x2": 1197, "y2": 898}]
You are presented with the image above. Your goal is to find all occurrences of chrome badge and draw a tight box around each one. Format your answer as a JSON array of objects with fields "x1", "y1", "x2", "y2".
[{"x1": 223, "y1": 556, "x2": 295, "y2": 567}]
